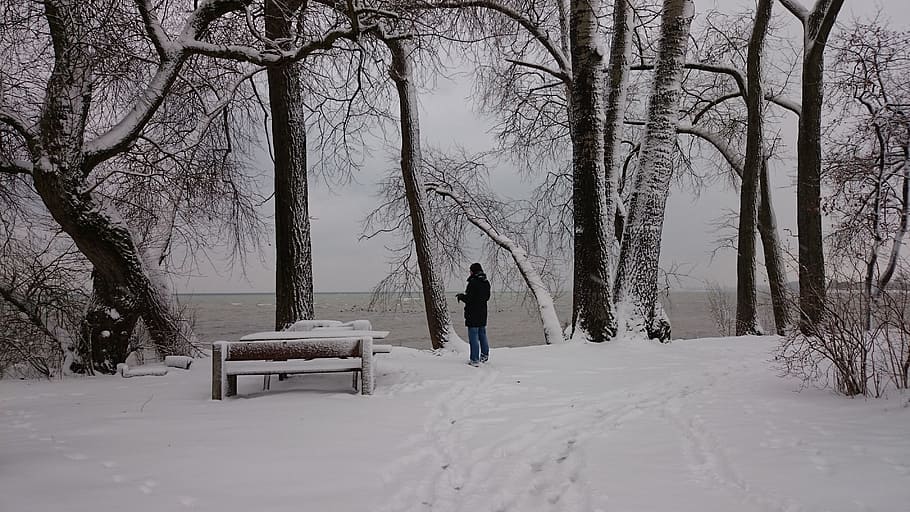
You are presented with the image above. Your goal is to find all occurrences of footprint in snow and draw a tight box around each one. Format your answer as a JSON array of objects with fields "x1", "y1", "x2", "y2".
[{"x1": 139, "y1": 480, "x2": 159, "y2": 494}]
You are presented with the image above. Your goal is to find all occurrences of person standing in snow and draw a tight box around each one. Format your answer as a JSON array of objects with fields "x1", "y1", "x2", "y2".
[{"x1": 456, "y1": 262, "x2": 491, "y2": 366}]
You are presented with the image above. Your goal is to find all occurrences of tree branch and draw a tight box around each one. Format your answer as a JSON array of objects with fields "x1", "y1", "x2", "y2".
[
  {"x1": 135, "y1": 0, "x2": 171, "y2": 61},
  {"x1": 505, "y1": 58, "x2": 569, "y2": 82},
  {"x1": 777, "y1": 0, "x2": 808, "y2": 23},
  {"x1": 414, "y1": 0, "x2": 572, "y2": 79},
  {"x1": 632, "y1": 61, "x2": 747, "y2": 96},
  {"x1": 0, "y1": 159, "x2": 34, "y2": 175},
  {"x1": 767, "y1": 93, "x2": 801, "y2": 116},
  {"x1": 0, "y1": 109, "x2": 35, "y2": 145}
]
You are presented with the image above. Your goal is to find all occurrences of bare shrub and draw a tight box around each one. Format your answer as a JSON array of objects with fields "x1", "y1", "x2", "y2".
[
  {"x1": 706, "y1": 282, "x2": 735, "y2": 336},
  {"x1": 777, "y1": 285, "x2": 910, "y2": 397}
]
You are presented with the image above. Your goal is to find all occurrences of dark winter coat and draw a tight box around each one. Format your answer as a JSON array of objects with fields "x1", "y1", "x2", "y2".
[{"x1": 458, "y1": 272, "x2": 491, "y2": 327}]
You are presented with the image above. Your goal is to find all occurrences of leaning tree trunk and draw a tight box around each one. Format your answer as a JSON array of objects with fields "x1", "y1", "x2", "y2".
[
  {"x1": 426, "y1": 184, "x2": 564, "y2": 345},
  {"x1": 758, "y1": 160, "x2": 791, "y2": 334},
  {"x1": 266, "y1": 0, "x2": 315, "y2": 331},
  {"x1": 80, "y1": 272, "x2": 141, "y2": 374},
  {"x1": 387, "y1": 38, "x2": 453, "y2": 350},
  {"x1": 569, "y1": 0, "x2": 617, "y2": 342},
  {"x1": 614, "y1": 0, "x2": 695, "y2": 341},
  {"x1": 603, "y1": 0, "x2": 632, "y2": 248},
  {"x1": 735, "y1": 0, "x2": 773, "y2": 336},
  {"x1": 780, "y1": 0, "x2": 845, "y2": 332},
  {"x1": 30, "y1": 0, "x2": 197, "y2": 360}
]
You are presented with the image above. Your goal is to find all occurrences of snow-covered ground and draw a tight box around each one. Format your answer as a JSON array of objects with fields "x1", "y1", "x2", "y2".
[{"x1": 1, "y1": 337, "x2": 908, "y2": 512}]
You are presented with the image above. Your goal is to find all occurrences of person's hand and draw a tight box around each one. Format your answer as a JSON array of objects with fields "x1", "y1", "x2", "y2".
[{"x1": 456, "y1": 293, "x2": 465, "y2": 302}]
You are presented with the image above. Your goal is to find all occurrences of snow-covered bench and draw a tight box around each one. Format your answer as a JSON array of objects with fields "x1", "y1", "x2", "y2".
[{"x1": 212, "y1": 337, "x2": 375, "y2": 399}]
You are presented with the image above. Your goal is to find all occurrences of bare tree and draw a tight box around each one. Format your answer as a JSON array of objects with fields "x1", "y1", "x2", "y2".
[
  {"x1": 825, "y1": 19, "x2": 910, "y2": 331},
  {"x1": 424, "y1": 169, "x2": 565, "y2": 344},
  {"x1": 265, "y1": 0, "x2": 315, "y2": 330},
  {"x1": 735, "y1": 0, "x2": 774, "y2": 336},
  {"x1": 384, "y1": 34, "x2": 455, "y2": 349},
  {"x1": 777, "y1": 0, "x2": 845, "y2": 332},
  {"x1": 628, "y1": 5, "x2": 798, "y2": 335},
  {"x1": 412, "y1": 0, "x2": 616, "y2": 341},
  {"x1": 614, "y1": 0, "x2": 695, "y2": 341},
  {"x1": 0, "y1": 1, "x2": 388, "y2": 368}
]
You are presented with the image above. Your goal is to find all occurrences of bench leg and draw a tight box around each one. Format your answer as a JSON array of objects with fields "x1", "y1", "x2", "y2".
[
  {"x1": 227, "y1": 375, "x2": 238, "y2": 397},
  {"x1": 352, "y1": 370, "x2": 360, "y2": 392},
  {"x1": 263, "y1": 375, "x2": 271, "y2": 391},
  {"x1": 360, "y1": 338, "x2": 374, "y2": 395},
  {"x1": 212, "y1": 342, "x2": 227, "y2": 400}
]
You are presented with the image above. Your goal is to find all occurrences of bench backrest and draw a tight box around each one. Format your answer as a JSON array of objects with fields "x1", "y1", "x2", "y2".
[{"x1": 215, "y1": 337, "x2": 369, "y2": 362}]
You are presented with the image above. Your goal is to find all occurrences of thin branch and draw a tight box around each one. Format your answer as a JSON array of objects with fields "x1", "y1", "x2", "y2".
[
  {"x1": 505, "y1": 58, "x2": 569, "y2": 82},
  {"x1": 0, "y1": 109, "x2": 35, "y2": 145},
  {"x1": 415, "y1": 0, "x2": 572, "y2": 79}
]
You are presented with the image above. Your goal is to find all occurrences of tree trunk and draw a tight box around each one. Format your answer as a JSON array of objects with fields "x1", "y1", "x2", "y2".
[
  {"x1": 735, "y1": 0, "x2": 773, "y2": 336},
  {"x1": 80, "y1": 271, "x2": 141, "y2": 374},
  {"x1": 266, "y1": 0, "x2": 315, "y2": 331},
  {"x1": 603, "y1": 0, "x2": 632, "y2": 256},
  {"x1": 30, "y1": 0, "x2": 197, "y2": 360},
  {"x1": 614, "y1": 0, "x2": 695, "y2": 341},
  {"x1": 569, "y1": 0, "x2": 617, "y2": 342},
  {"x1": 782, "y1": 0, "x2": 845, "y2": 332},
  {"x1": 758, "y1": 159, "x2": 791, "y2": 335},
  {"x1": 387, "y1": 38, "x2": 453, "y2": 350},
  {"x1": 796, "y1": 41, "x2": 828, "y2": 332}
]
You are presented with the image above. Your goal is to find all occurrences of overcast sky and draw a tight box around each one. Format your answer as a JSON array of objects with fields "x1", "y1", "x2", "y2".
[{"x1": 177, "y1": 0, "x2": 910, "y2": 294}]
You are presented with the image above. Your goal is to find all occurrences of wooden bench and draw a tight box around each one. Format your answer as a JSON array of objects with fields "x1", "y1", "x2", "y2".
[{"x1": 212, "y1": 336, "x2": 374, "y2": 399}]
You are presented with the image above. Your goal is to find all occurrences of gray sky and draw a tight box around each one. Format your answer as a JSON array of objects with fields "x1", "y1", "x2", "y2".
[{"x1": 177, "y1": 0, "x2": 910, "y2": 294}]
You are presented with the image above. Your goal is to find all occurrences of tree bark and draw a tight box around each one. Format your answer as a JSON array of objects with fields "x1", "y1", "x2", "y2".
[
  {"x1": 735, "y1": 0, "x2": 773, "y2": 336},
  {"x1": 570, "y1": 0, "x2": 617, "y2": 342},
  {"x1": 614, "y1": 0, "x2": 695, "y2": 341},
  {"x1": 387, "y1": 38, "x2": 453, "y2": 350},
  {"x1": 80, "y1": 271, "x2": 141, "y2": 374},
  {"x1": 758, "y1": 159, "x2": 791, "y2": 334},
  {"x1": 266, "y1": 0, "x2": 315, "y2": 331},
  {"x1": 603, "y1": 0, "x2": 632, "y2": 252},
  {"x1": 779, "y1": 0, "x2": 845, "y2": 332}
]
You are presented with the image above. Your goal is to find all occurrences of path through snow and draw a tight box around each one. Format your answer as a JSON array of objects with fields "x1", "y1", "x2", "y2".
[{"x1": 1, "y1": 337, "x2": 908, "y2": 511}]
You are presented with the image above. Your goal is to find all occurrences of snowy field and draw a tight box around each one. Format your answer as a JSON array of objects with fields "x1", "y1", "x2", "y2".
[{"x1": 2, "y1": 336, "x2": 908, "y2": 512}]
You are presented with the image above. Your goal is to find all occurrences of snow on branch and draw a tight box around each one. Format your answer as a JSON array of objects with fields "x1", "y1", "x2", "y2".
[
  {"x1": 0, "y1": 159, "x2": 33, "y2": 176},
  {"x1": 0, "y1": 109, "x2": 35, "y2": 145},
  {"x1": 181, "y1": 23, "x2": 363, "y2": 64},
  {"x1": 86, "y1": 0, "x2": 378, "y2": 169},
  {"x1": 135, "y1": 0, "x2": 171, "y2": 61},
  {"x1": 777, "y1": 0, "x2": 809, "y2": 23}
]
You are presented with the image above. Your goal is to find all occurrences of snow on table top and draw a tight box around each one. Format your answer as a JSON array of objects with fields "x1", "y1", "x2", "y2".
[
  {"x1": 238, "y1": 329, "x2": 390, "y2": 341},
  {"x1": 2, "y1": 336, "x2": 909, "y2": 512}
]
